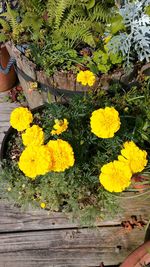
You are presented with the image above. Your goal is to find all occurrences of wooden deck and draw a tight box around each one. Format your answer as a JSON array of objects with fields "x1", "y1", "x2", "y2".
[
  {"x1": 0, "y1": 91, "x2": 150, "y2": 267},
  {"x1": 0, "y1": 91, "x2": 19, "y2": 148}
]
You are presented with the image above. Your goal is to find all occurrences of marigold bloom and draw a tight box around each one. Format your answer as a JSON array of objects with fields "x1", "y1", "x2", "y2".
[
  {"x1": 10, "y1": 107, "x2": 33, "y2": 131},
  {"x1": 18, "y1": 145, "x2": 53, "y2": 179},
  {"x1": 99, "y1": 160, "x2": 132, "y2": 192},
  {"x1": 77, "y1": 70, "x2": 96, "y2": 86},
  {"x1": 90, "y1": 107, "x2": 121, "y2": 138},
  {"x1": 22, "y1": 125, "x2": 44, "y2": 146},
  {"x1": 51, "y1": 119, "x2": 68, "y2": 135},
  {"x1": 104, "y1": 35, "x2": 112, "y2": 44},
  {"x1": 47, "y1": 139, "x2": 75, "y2": 172},
  {"x1": 40, "y1": 202, "x2": 46, "y2": 209},
  {"x1": 118, "y1": 141, "x2": 148, "y2": 174}
]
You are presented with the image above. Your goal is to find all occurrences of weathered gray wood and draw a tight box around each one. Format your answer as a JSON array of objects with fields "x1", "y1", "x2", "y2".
[
  {"x1": 0, "y1": 132, "x2": 5, "y2": 143},
  {"x1": 0, "y1": 113, "x2": 13, "y2": 121},
  {"x1": 0, "y1": 126, "x2": 9, "y2": 133},
  {"x1": 0, "y1": 121, "x2": 11, "y2": 127},
  {"x1": 0, "y1": 226, "x2": 145, "y2": 267},
  {"x1": 0, "y1": 91, "x2": 20, "y2": 156},
  {"x1": 6, "y1": 42, "x2": 44, "y2": 109},
  {"x1": 0, "y1": 102, "x2": 20, "y2": 108},
  {"x1": 0, "y1": 193, "x2": 149, "y2": 232}
]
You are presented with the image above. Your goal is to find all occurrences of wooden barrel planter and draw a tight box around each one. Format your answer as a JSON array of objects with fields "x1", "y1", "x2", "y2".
[{"x1": 5, "y1": 41, "x2": 136, "y2": 109}]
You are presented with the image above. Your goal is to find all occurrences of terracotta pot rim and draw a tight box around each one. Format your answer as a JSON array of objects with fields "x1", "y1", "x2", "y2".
[{"x1": 120, "y1": 240, "x2": 150, "y2": 267}]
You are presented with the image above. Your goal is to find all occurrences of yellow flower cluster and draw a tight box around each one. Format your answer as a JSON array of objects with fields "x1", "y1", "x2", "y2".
[
  {"x1": 51, "y1": 119, "x2": 68, "y2": 135},
  {"x1": 11, "y1": 106, "x2": 147, "y2": 194},
  {"x1": 22, "y1": 125, "x2": 44, "y2": 146},
  {"x1": 77, "y1": 70, "x2": 96, "y2": 86},
  {"x1": 10, "y1": 107, "x2": 33, "y2": 131},
  {"x1": 19, "y1": 139, "x2": 75, "y2": 178},
  {"x1": 90, "y1": 107, "x2": 121, "y2": 138},
  {"x1": 47, "y1": 139, "x2": 75, "y2": 172},
  {"x1": 9, "y1": 106, "x2": 75, "y2": 178},
  {"x1": 18, "y1": 145, "x2": 53, "y2": 179},
  {"x1": 118, "y1": 141, "x2": 148, "y2": 174},
  {"x1": 99, "y1": 141, "x2": 148, "y2": 192}
]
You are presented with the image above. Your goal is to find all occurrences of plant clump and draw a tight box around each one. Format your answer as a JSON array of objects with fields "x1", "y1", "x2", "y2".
[{"x1": 1, "y1": 81, "x2": 150, "y2": 224}]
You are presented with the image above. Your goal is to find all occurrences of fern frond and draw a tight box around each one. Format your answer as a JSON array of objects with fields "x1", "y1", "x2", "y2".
[
  {"x1": 0, "y1": 18, "x2": 10, "y2": 32},
  {"x1": 22, "y1": 12, "x2": 43, "y2": 32},
  {"x1": 19, "y1": 0, "x2": 45, "y2": 16},
  {"x1": 60, "y1": 18, "x2": 96, "y2": 47},
  {"x1": 54, "y1": 0, "x2": 69, "y2": 29},
  {"x1": 47, "y1": 0, "x2": 57, "y2": 26},
  {"x1": 0, "y1": 33, "x2": 8, "y2": 42},
  {"x1": 5, "y1": 3, "x2": 18, "y2": 29},
  {"x1": 62, "y1": 9, "x2": 78, "y2": 28},
  {"x1": 89, "y1": 3, "x2": 113, "y2": 23}
]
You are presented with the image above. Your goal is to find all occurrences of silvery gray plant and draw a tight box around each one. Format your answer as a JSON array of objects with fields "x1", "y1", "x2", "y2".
[{"x1": 107, "y1": 0, "x2": 150, "y2": 68}]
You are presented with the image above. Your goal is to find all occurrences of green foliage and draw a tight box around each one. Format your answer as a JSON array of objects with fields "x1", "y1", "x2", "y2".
[
  {"x1": 46, "y1": 0, "x2": 116, "y2": 47},
  {"x1": 0, "y1": 0, "x2": 119, "y2": 75},
  {"x1": 18, "y1": 0, "x2": 46, "y2": 16},
  {"x1": 0, "y1": 3, "x2": 21, "y2": 42},
  {"x1": 145, "y1": 5, "x2": 150, "y2": 15},
  {"x1": 92, "y1": 47, "x2": 123, "y2": 73},
  {"x1": 1, "y1": 82, "x2": 150, "y2": 224},
  {"x1": 107, "y1": 0, "x2": 150, "y2": 66},
  {"x1": 109, "y1": 14, "x2": 125, "y2": 34},
  {"x1": 29, "y1": 39, "x2": 86, "y2": 75}
]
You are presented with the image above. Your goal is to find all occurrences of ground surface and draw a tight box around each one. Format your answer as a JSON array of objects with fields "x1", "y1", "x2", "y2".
[{"x1": 0, "y1": 90, "x2": 150, "y2": 267}]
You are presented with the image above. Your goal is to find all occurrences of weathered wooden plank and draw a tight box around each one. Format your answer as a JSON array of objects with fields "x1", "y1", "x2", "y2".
[
  {"x1": 0, "y1": 121, "x2": 10, "y2": 127},
  {"x1": 0, "y1": 132, "x2": 5, "y2": 143},
  {"x1": 0, "y1": 126, "x2": 9, "y2": 133},
  {"x1": 0, "y1": 108, "x2": 18, "y2": 114},
  {"x1": 0, "y1": 194, "x2": 149, "y2": 232},
  {"x1": 0, "y1": 102, "x2": 19, "y2": 108},
  {"x1": 0, "y1": 226, "x2": 145, "y2": 266},
  {"x1": 0, "y1": 114, "x2": 12, "y2": 121}
]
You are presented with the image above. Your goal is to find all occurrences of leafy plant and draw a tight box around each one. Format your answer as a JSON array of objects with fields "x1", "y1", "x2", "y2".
[
  {"x1": 107, "y1": 0, "x2": 150, "y2": 68},
  {"x1": 46, "y1": 0, "x2": 115, "y2": 47},
  {"x1": 92, "y1": 46, "x2": 123, "y2": 73},
  {"x1": 0, "y1": 82, "x2": 150, "y2": 224},
  {"x1": 0, "y1": 2, "x2": 22, "y2": 42}
]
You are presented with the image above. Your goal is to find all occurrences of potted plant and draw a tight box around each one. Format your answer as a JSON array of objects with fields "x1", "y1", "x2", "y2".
[
  {"x1": 0, "y1": 80, "x2": 150, "y2": 224},
  {"x1": 0, "y1": 0, "x2": 138, "y2": 108}
]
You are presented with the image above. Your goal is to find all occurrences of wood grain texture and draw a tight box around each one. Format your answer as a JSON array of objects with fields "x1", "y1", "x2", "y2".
[
  {"x1": 0, "y1": 91, "x2": 19, "y2": 149},
  {"x1": 0, "y1": 226, "x2": 145, "y2": 267},
  {"x1": 0, "y1": 193, "x2": 149, "y2": 232}
]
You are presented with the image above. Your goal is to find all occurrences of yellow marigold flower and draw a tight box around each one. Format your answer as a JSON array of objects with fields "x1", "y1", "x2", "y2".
[
  {"x1": 18, "y1": 145, "x2": 53, "y2": 179},
  {"x1": 29, "y1": 81, "x2": 38, "y2": 90},
  {"x1": 40, "y1": 202, "x2": 46, "y2": 209},
  {"x1": 77, "y1": 70, "x2": 96, "y2": 86},
  {"x1": 22, "y1": 125, "x2": 44, "y2": 146},
  {"x1": 7, "y1": 187, "x2": 12, "y2": 192},
  {"x1": 99, "y1": 160, "x2": 132, "y2": 192},
  {"x1": 118, "y1": 141, "x2": 148, "y2": 174},
  {"x1": 51, "y1": 119, "x2": 68, "y2": 135},
  {"x1": 104, "y1": 35, "x2": 112, "y2": 44},
  {"x1": 47, "y1": 139, "x2": 75, "y2": 172},
  {"x1": 10, "y1": 107, "x2": 33, "y2": 131},
  {"x1": 90, "y1": 107, "x2": 121, "y2": 138}
]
